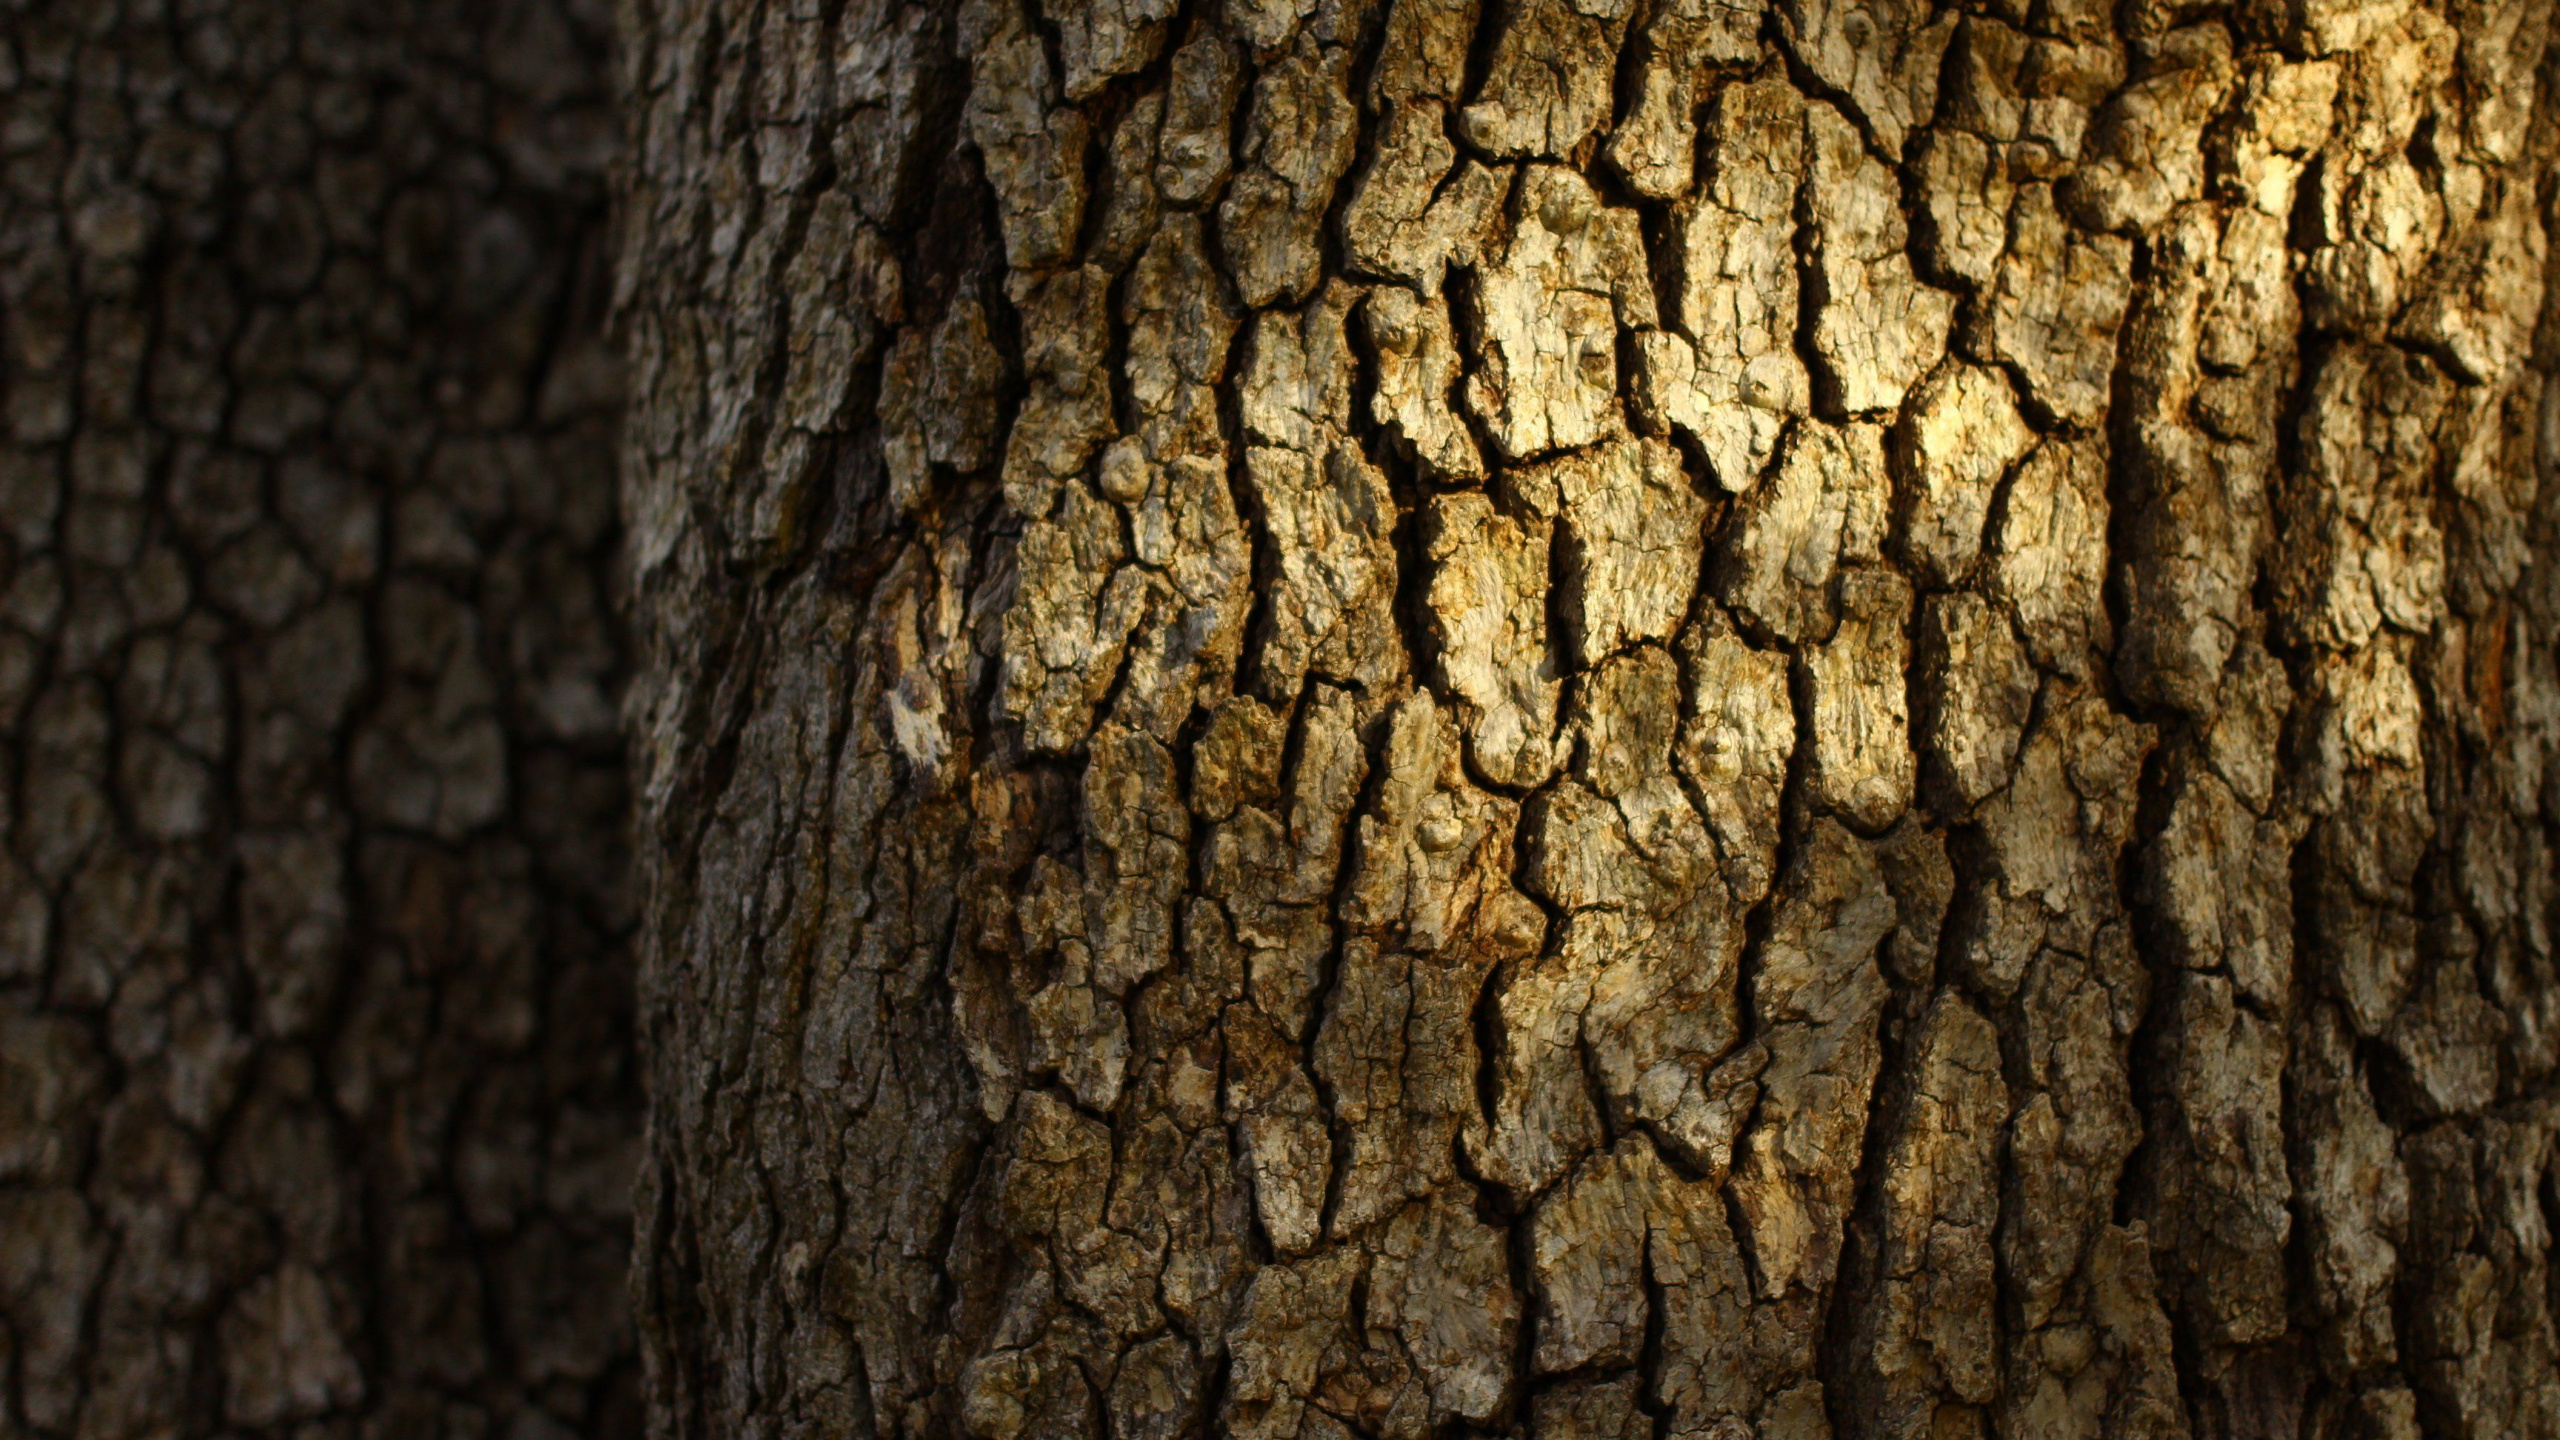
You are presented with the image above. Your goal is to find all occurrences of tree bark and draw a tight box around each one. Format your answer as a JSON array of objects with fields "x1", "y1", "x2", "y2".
[
  {"x1": 507, "y1": 0, "x2": 2560, "y2": 1437},
  {"x1": 618, "y1": 0, "x2": 2560, "y2": 1437},
  {"x1": 0, "y1": 2, "x2": 638, "y2": 1436}
]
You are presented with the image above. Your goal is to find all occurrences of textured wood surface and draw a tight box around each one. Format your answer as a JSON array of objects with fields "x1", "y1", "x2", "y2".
[
  {"x1": 613, "y1": 0, "x2": 2560, "y2": 1435},
  {"x1": 0, "y1": 1, "x2": 639, "y2": 1436}
]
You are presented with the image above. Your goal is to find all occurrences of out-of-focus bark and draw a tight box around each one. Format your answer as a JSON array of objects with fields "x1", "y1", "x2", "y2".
[
  {"x1": 0, "y1": 2, "x2": 637, "y2": 1436},
  {"x1": 614, "y1": 1, "x2": 2560, "y2": 1438}
]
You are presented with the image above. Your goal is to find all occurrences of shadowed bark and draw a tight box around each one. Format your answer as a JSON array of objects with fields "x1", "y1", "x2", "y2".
[{"x1": 0, "y1": 1, "x2": 638, "y2": 1435}]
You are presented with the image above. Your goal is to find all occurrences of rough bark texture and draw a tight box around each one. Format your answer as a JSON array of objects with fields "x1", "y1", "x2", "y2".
[
  {"x1": 0, "y1": 2, "x2": 639, "y2": 1436},
  {"x1": 612, "y1": 1, "x2": 2560, "y2": 1438}
]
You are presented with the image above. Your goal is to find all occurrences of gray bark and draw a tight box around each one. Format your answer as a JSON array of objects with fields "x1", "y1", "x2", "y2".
[{"x1": 0, "y1": 2, "x2": 638, "y2": 1436}]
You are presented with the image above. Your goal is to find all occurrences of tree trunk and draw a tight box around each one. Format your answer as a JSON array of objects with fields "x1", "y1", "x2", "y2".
[
  {"x1": 13, "y1": 0, "x2": 2532, "y2": 1435},
  {"x1": 625, "y1": 0, "x2": 2560, "y2": 1429},
  {"x1": 0, "y1": 2, "x2": 638, "y2": 1436},
  {"x1": 618, "y1": 0, "x2": 2560, "y2": 1437}
]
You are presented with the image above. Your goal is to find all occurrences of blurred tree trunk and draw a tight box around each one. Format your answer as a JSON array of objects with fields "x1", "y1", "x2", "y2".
[
  {"x1": 0, "y1": 1, "x2": 638, "y2": 1436},
  {"x1": 646, "y1": 0, "x2": 2554, "y2": 1436}
]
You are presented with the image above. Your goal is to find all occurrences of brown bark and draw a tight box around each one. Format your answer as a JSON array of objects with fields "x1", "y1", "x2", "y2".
[
  {"x1": 618, "y1": 0, "x2": 2560, "y2": 1436},
  {"x1": 0, "y1": 2, "x2": 638, "y2": 1436},
  {"x1": 13, "y1": 0, "x2": 2559, "y2": 1436}
]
